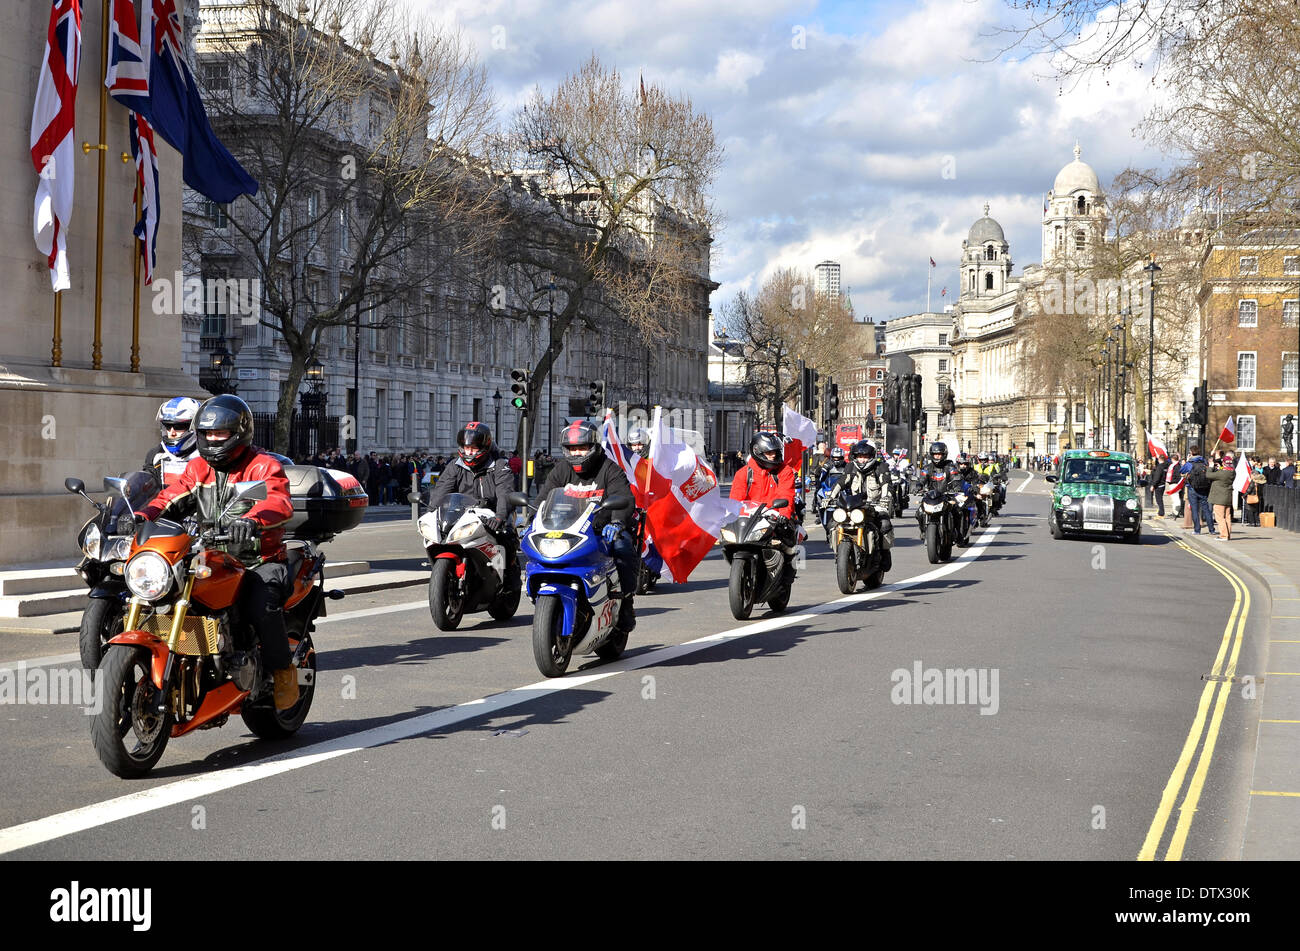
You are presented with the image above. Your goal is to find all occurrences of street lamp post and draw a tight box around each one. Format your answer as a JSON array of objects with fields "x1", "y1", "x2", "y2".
[
  {"x1": 715, "y1": 325, "x2": 728, "y2": 471},
  {"x1": 493, "y1": 389, "x2": 502, "y2": 442},
  {"x1": 547, "y1": 282, "x2": 555, "y2": 450},
  {"x1": 1102, "y1": 340, "x2": 1112, "y2": 449},
  {"x1": 1144, "y1": 258, "x2": 1161, "y2": 460},
  {"x1": 1117, "y1": 310, "x2": 1130, "y2": 453}
]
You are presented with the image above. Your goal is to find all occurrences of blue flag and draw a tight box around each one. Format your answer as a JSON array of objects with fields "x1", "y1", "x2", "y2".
[{"x1": 142, "y1": 0, "x2": 256, "y2": 203}]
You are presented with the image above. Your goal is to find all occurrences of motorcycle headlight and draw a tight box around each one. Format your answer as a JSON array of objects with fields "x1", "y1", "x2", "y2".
[
  {"x1": 105, "y1": 536, "x2": 133, "y2": 562},
  {"x1": 537, "y1": 537, "x2": 575, "y2": 558},
  {"x1": 720, "y1": 527, "x2": 737, "y2": 543},
  {"x1": 833, "y1": 508, "x2": 847, "y2": 523},
  {"x1": 1060, "y1": 495, "x2": 1073, "y2": 505},
  {"x1": 81, "y1": 523, "x2": 102, "y2": 560},
  {"x1": 449, "y1": 522, "x2": 479, "y2": 543},
  {"x1": 1125, "y1": 498, "x2": 1139, "y2": 510},
  {"x1": 849, "y1": 509, "x2": 865, "y2": 524},
  {"x1": 751, "y1": 518, "x2": 771, "y2": 535},
  {"x1": 125, "y1": 551, "x2": 173, "y2": 601},
  {"x1": 418, "y1": 515, "x2": 439, "y2": 544},
  {"x1": 924, "y1": 503, "x2": 944, "y2": 513},
  {"x1": 955, "y1": 493, "x2": 967, "y2": 505}
]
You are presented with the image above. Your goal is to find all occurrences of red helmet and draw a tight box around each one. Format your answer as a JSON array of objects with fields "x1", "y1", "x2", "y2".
[
  {"x1": 560, "y1": 420, "x2": 604, "y2": 476},
  {"x1": 456, "y1": 422, "x2": 493, "y2": 471}
]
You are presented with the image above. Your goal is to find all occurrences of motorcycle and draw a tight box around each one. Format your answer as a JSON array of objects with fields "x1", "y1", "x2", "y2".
[
  {"x1": 415, "y1": 491, "x2": 520, "y2": 630},
  {"x1": 915, "y1": 478, "x2": 958, "y2": 564},
  {"x1": 952, "y1": 483, "x2": 978, "y2": 548},
  {"x1": 65, "y1": 471, "x2": 161, "y2": 669},
  {"x1": 814, "y1": 471, "x2": 842, "y2": 543},
  {"x1": 977, "y1": 481, "x2": 995, "y2": 526},
  {"x1": 514, "y1": 488, "x2": 630, "y2": 677},
  {"x1": 90, "y1": 478, "x2": 345, "y2": 778},
  {"x1": 720, "y1": 498, "x2": 803, "y2": 620},
  {"x1": 830, "y1": 492, "x2": 893, "y2": 593},
  {"x1": 637, "y1": 527, "x2": 663, "y2": 594}
]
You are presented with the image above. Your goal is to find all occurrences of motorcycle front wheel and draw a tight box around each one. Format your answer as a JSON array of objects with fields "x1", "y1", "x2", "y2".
[
  {"x1": 91, "y1": 645, "x2": 173, "y2": 778},
  {"x1": 429, "y1": 558, "x2": 465, "y2": 631},
  {"x1": 925, "y1": 521, "x2": 940, "y2": 564},
  {"x1": 728, "y1": 557, "x2": 756, "y2": 620},
  {"x1": 835, "y1": 541, "x2": 856, "y2": 594},
  {"x1": 532, "y1": 595, "x2": 573, "y2": 677}
]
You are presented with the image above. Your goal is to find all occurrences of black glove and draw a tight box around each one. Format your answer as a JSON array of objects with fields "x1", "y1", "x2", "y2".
[
  {"x1": 228, "y1": 518, "x2": 259, "y2": 544},
  {"x1": 485, "y1": 516, "x2": 504, "y2": 534},
  {"x1": 131, "y1": 512, "x2": 147, "y2": 527}
]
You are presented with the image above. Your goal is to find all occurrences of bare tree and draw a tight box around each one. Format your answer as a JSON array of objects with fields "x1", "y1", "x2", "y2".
[{"x1": 193, "y1": 0, "x2": 497, "y2": 452}]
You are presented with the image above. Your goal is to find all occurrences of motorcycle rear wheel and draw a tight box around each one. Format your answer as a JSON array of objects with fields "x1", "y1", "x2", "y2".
[
  {"x1": 79, "y1": 597, "x2": 123, "y2": 671},
  {"x1": 242, "y1": 635, "x2": 316, "y2": 739},
  {"x1": 487, "y1": 582, "x2": 521, "y2": 622},
  {"x1": 532, "y1": 595, "x2": 573, "y2": 677},
  {"x1": 429, "y1": 558, "x2": 464, "y2": 631},
  {"x1": 767, "y1": 581, "x2": 791, "y2": 614},
  {"x1": 595, "y1": 627, "x2": 628, "y2": 662},
  {"x1": 728, "y1": 558, "x2": 756, "y2": 620},
  {"x1": 91, "y1": 645, "x2": 172, "y2": 778},
  {"x1": 835, "y1": 541, "x2": 856, "y2": 594}
]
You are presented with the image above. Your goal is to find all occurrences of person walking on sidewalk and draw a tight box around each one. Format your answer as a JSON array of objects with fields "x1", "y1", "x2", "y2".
[
  {"x1": 1150, "y1": 453, "x2": 1168, "y2": 517},
  {"x1": 1207, "y1": 456, "x2": 1236, "y2": 540},
  {"x1": 1182, "y1": 446, "x2": 1215, "y2": 535}
]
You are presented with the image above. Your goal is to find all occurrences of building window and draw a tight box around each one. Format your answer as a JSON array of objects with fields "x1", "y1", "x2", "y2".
[
  {"x1": 376, "y1": 389, "x2": 388, "y2": 445},
  {"x1": 938, "y1": 333, "x2": 948, "y2": 346},
  {"x1": 201, "y1": 62, "x2": 230, "y2": 94},
  {"x1": 969, "y1": 272, "x2": 975, "y2": 292},
  {"x1": 369, "y1": 108, "x2": 383, "y2": 137},
  {"x1": 875, "y1": 402, "x2": 882, "y2": 417},
  {"x1": 201, "y1": 200, "x2": 229, "y2": 230},
  {"x1": 1238, "y1": 415, "x2": 1256, "y2": 451},
  {"x1": 1284, "y1": 353, "x2": 1299, "y2": 390},
  {"x1": 1238, "y1": 300, "x2": 1257, "y2": 327},
  {"x1": 1239, "y1": 256, "x2": 1258, "y2": 275},
  {"x1": 984, "y1": 272, "x2": 994, "y2": 290},
  {"x1": 1238, "y1": 351, "x2": 1257, "y2": 389},
  {"x1": 1285, "y1": 256, "x2": 1299, "y2": 275},
  {"x1": 1055, "y1": 227, "x2": 1063, "y2": 249},
  {"x1": 1284, "y1": 300, "x2": 1298, "y2": 326},
  {"x1": 1046, "y1": 402, "x2": 1057, "y2": 423},
  {"x1": 1075, "y1": 402, "x2": 1086, "y2": 423},
  {"x1": 984, "y1": 246, "x2": 994, "y2": 261},
  {"x1": 1047, "y1": 432, "x2": 1058, "y2": 453},
  {"x1": 1076, "y1": 195, "x2": 1086, "y2": 214},
  {"x1": 938, "y1": 359, "x2": 948, "y2": 372},
  {"x1": 1075, "y1": 230, "x2": 1086, "y2": 250}
]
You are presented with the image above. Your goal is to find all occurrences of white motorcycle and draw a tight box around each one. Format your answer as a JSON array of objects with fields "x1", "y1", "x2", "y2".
[{"x1": 416, "y1": 492, "x2": 521, "y2": 630}]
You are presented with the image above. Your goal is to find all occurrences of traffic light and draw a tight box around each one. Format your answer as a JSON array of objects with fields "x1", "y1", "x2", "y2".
[
  {"x1": 919, "y1": 413, "x2": 928, "y2": 438},
  {"x1": 827, "y1": 383, "x2": 839, "y2": 423},
  {"x1": 586, "y1": 379, "x2": 606, "y2": 417},
  {"x1": 910, "y1": 373, "x2": 923, "y2": 422},
  {"x1": 1192, "y1": 382, "x2": 1209, "y2": 427},
  {"x1": 510, "y1": 368, "x2": 529, "y2": 412}
]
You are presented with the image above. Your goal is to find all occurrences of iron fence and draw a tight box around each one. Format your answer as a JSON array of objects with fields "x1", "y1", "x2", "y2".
[
  {"x1": 1260, "y1": 484, "x2": 1300, "y2": 532},
  {"x1": 252, "y1": 411, "x2": 340, "y2": 462}
]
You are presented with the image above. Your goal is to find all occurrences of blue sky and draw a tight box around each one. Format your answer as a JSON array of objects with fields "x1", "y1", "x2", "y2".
[{"x1": 415, "y1": 0, "x2": 1162, "y2": 321}]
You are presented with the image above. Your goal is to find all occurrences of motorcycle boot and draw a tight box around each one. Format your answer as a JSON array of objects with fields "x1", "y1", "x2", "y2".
[{"x1": 616, "y1": 593, "x2": 636, "y2": 634}]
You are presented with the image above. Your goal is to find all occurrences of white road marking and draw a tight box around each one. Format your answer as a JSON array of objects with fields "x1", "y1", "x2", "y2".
[
  {"x1": 0, "y1": 529, "x2": 1001, "y2": 855},
  {"x1": 1016, "y1": 472, "x2": 1034, "y2": 492}
]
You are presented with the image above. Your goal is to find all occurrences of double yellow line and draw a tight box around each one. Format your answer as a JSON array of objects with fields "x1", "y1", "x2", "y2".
[{"x1": 1138, "y1": 538, "x2": 1251, "y2": 861}]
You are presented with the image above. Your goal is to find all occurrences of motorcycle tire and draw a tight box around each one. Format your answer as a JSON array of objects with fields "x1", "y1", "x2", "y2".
[
  {"x1": 79, "y1": 597, "x2": 124, "y2": 670},
  {"x1": 595, "y1": 627, "x2": 628, "y2": 662},
  {"x1": 532, "y1": 594, "x2": 573, "y2": 677},
  {"x1": 728, "y1": 558, "x2": 756, "y2": 620},
  {"x1": 91, "y1": 645, "x2": 173, "y2": 778},
  {"x1": 835, "y1": 541, "x2": 856, "y2": 594},
  {"x1": 925, "y1": 522, "x2": 940, "y2": 564},
  {"x1": 957, "y1": 516, "x2": 972, "y2": 548},
  {"x1": 487, "y1": 582, "x2": 521, "y2": 622},
  {"x1": 428, "y1": 559, "x2": 464, "y2": 631},
  {"x1": 767, "y1": 581, "x2": 791, "y2": 614},
  {"x1": 940, "y1": 537, "x2": 953, "y2": 561},
  {"x1": 242, "y1": 634, "x2": 317, "y2": 739}
]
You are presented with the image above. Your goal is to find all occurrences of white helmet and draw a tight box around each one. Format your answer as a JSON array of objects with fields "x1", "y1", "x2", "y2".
[{"x1": 157, "y1": 397, "x2": 201, "y2": 455}]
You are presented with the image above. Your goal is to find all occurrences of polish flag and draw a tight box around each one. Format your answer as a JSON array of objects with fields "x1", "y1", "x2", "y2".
[
  {"x1": 782, "y1": 403, "x2": 818, "y2": 468},
  {"x1": 641, "y1": 407, "x2": 740, "y2": 582},
  {"x1": 1220, "y1": 416, "x2": 1236, "y2": 444},
  {"x1": 1146, "y1": 431, "x2": 1169, "y2": 460},
  {"x1": 1232, "y1": 450, "x2": 1254, "y2": 496},
  {"x1": 1165, "y1": 474, "x2": 1186, "y2": 496},
  {"x1": 599, "y1": 411, "x2": 649, "y2": 506}
]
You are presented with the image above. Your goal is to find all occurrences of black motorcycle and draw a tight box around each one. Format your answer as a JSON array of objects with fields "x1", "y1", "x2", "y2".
[
  {"x1": 830, "y1": 492, "x2": 892, "y2": 593},
  {"x1": 720, "y1": 499, "x2": 799, "y2": 619},
  {"x1": 915, "y1": 481, "x2": 958, "y2": 565},
  {"x1": 65, "y1": 471, "x2": 160, "y2": 669}
]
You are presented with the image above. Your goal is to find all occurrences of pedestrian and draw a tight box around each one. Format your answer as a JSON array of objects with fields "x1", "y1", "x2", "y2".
[
  {"x1": 1182, "y1": 446, "x2": 1215, "y2": 535},
  {"x1": 1282, "y1": 458, "x2": 1296, "y2": 489},
  {"x1": 1206, "y1": 455, "x2": 1236, "y2": 539},
  {"x1": 1150, "y1": 453, "x2": 1167, "y2": 517}
]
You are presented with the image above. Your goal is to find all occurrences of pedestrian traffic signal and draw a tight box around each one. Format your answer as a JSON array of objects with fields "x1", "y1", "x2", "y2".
[
  {"x1": 827, "y1": 383, "x2": 839, "y2": 423},
  {"x1": 587, "y1": 379, "x2": 606, "y2": 417},
  {"x1": 1192, "y1": 383, "x2": 1209, "y2": 427},
  {"x1": 919, "y1": 413, "x2": 928, "y2": 437},
  {"x1": 510, "y1": 368, "x2": 529, "y2": 412}
]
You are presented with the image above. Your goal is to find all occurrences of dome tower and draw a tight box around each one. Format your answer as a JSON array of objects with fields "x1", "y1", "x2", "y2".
[
  {"x1": 961, "y1": 203, "x2": 1012, "y2": 300},
  {"x1": 1043, "y1": 143, "x2": 1109, "y2": 265}
]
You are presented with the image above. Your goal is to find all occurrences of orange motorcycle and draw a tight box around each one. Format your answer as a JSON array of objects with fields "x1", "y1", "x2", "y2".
[{"x1": 91, "y1": 478, "x2": 346, "y2": 777}]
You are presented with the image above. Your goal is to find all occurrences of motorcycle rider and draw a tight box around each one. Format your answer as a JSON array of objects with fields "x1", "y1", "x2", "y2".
[
  {"x1": 144, "y1": 397, "x2": 202, "y2": 485},
  {"x1": 976, "y1": 451, "x2": 1005, "y2": 513},
  {"x1": 134, "y1": 395, "x2": 300, "y2": 711},
  {"x1": 427, "y1": 421, "x2": 520, "y2": 593},
  {"x1": 627, "y1": 427, "x2": 650, "y2": 458},
  {"x1": 538, "y1": 420, "x2": 639, "y2": 635},
  {"x1": 827, "y1": 440, "x2": 894, "y2": 571},
  {"x1": 812, "y1": 446, "x2": 847, "y2": 526},
  {"x1": 730, "y1": 431, "x2": 800, "y2": 565}
]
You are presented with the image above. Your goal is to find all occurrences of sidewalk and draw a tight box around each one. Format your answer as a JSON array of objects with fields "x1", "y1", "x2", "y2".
[{"x1": 1152, "y1": 510, "x2": 1300, "y2": 859}]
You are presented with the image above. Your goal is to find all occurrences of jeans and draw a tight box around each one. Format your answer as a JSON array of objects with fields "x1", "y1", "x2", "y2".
[{"x1": 1187, "y1": 488, "x2": 1215, "y2": 533}]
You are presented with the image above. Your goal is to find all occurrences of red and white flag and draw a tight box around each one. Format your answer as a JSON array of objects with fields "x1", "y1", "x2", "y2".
[
  {"x1": 1146, "y1": 431, "x2": 1169, "y2": 460},
  {"x1": 1220, "y1": 416, "x2": 1236, "y2": 444},
  {"x1": 1232, "y1": 450, "x2": 1253, "y2": 495},
  {"x1": 31, "y1": 0, "x2": 83, "y2": 292},
  {"x1": 599, "y1": 411, "x2": 649, "y2": 506},
  {"x1": 781, "y1": 403, "x2": 817, "y2": 467},
  {"x1": 1165, "y1": 473, "x2": 1186, "y2": 496},
  {"x1": 641, "y1": 408, "x2": 740, "y2": 582}
]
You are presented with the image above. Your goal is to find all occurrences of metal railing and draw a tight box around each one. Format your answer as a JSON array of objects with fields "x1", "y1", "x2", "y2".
[{"x1": 1259, "y1": 484, "x2": 1300, "y2": 532}]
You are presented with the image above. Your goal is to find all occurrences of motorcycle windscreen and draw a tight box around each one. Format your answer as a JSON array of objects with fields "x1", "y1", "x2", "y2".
[
  {"x1": 536, "y1": 487, "x2": 595, "y2": 532},
  {"x1": 435, "y1": 493, "x2": 477, "y2": 535}
]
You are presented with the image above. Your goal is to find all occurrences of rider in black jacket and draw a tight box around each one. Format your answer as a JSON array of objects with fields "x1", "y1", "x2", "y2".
[
  {"x1": 538, "y1": 420, "x2": 638, "y2": 633},
  {"x1": 428, "y1": 422, "x2": 520, "y2": 591}
]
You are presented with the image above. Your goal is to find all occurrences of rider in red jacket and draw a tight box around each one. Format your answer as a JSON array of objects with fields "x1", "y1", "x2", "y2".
[
  {"x1": 730, "y1": 431, "x2": 798, "y2": 510},
  {"x1": 136, "y1": 396, "x2": 299, "y2": 711}
]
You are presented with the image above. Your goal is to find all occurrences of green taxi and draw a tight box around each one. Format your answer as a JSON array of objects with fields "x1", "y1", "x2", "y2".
[{"x1": 1045, "y1": 449, "x2": 1142, "y2": 543}]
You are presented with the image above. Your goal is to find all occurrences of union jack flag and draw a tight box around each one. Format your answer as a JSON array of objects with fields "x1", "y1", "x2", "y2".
[
  {"x1": 129, "y1": 113, "x2": 160, "y2": 284},
  {"x1": 105, "y1": 0, "x2": 148, "y2": 115},
  {"x1": 30, "y1": 0, "x2": 82, "y2": 292}
]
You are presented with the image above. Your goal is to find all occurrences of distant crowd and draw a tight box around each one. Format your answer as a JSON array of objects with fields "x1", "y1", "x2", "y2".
[{"x1": 297, "y1": 447, "x2": 567, "y2": 503}]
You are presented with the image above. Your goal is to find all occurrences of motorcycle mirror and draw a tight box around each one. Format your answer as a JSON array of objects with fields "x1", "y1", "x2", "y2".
[
  {"x1": 770, "y1": 499, "x2": 789, "y2": 510},
  {"x1": 230, "y1": 480, "x2": 268, "y2": 502},
  {"x1": 1045, "y1": 474, "x2": 1058, "y2": 483},
  {"x1": 64, "y1": 477, "x2": 85, "y2": 494},
  {"x1": 407, "y1": 491, "x2": 421, "y2": 504},
  {"x1": 507, "y1": 492, "x2": 529, "y2": 508}
]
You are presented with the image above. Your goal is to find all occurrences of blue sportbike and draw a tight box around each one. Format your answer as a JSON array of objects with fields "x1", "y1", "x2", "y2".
[{"x1": 515, "y1": 488, "x2": 629, "y2": 677}]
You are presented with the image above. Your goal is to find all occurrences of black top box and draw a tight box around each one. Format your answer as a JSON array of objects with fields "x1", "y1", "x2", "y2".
[{"x1": 282, "y1": 466, "x2": 368, "y2": 540}]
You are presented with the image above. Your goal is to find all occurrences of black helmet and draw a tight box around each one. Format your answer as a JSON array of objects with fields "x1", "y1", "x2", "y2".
[
  {"x1": 850, "y1": 439, "x2": 876, "y2": 471},
  {"x1": 195, "y1": 395, "x2": 254, "y2": 472},
  {"x1": 829, "y1": 447, "x2": 845, "y2": 465},
  {"x1": 750, "y1": 431, "x2": 784, "y2": 471},
  {"x1": 560, "y1": 420, "x2": 604, "y2": 477},
  {"x1": 456, "y1": 421, "x2": 493, "y2": 471},
  {"x1": 928, "y1": 442, "x2": 948, "y2": 466}
]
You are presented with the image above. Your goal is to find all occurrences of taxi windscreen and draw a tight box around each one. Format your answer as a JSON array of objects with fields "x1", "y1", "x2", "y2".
[{"x1": 1061, "y1": 458, "x2": 1134, "y2": 486}]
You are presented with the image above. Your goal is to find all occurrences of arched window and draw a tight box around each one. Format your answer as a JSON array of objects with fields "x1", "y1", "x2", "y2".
[
  {"x1": 1077, "y1": 195, "x2": 1087, "y2": 214},
  {"x1": 1075, "y1": 230, "x2": 1086, "y2": 250},
  {"x1": 985, "y1": 272, "x2": 994, "y2": 291},
  {"x1": 1055, "y1": 226, "x2": 1063, "y2": 248},
  {"x1": 969, "y1": 271, "x2": 976, "y2": 291},
  {"x1": 985, "y1": 245, "x2": 995, "y2": 261}
]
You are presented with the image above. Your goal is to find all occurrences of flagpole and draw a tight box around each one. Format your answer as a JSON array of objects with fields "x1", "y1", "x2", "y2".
[
  {"x1": 130, "y1": 176, "x2": 142, "y2": 372},
  {"x1": 91, "y1": 0, "x2": 111, "y2": 369},
  {"x1": 51, "y1": 292, "x2": 62, "y2": 367},
  {"x1": 926, "y1": 264, "x2": 931, "y2": 314}
]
